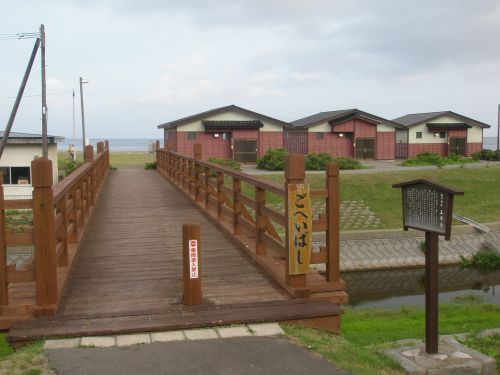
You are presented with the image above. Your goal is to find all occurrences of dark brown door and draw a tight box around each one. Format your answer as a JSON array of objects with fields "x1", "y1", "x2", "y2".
[
  {"x1": 234, "y1": 139, "x2": 257, "y2": 163},
  {"x1": 449, "y1": 137, "x2": 466, "y2": 156},
  {"x1": 396, "y1": 143, "x2": 408, "y2": 158},
  {"x1": 355, "y1": 138, "x2": 375, "y2": 160}
]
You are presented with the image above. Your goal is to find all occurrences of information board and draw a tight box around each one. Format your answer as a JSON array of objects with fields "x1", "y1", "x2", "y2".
[{"x1": 402, "y1": 183, "x2": 450, "y2": 235}]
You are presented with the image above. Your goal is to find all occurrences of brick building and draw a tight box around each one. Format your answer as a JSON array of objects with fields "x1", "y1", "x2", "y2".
[
  {"x1": 157, "y1": 105, "x2": 288, "y2": 163},
  {"x1": 158, "y1": 106, "x2": 490, "y2": 163},
  {"x1": 393, "y1": 111, "x2": 490, "y2": 158},
  {"x1": 289, "y1": 109, "x2": 403, "y2": 160}
]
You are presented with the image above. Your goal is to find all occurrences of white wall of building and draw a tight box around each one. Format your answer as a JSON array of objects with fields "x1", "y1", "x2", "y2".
[
  {"x1": 1, "y1": 143, "x2": 59, "y2": 198},
  {"x1": 408, "y1": 115, "x2": 484, "y2": 144},
  {"x1": 177, "y1": 110, "x2": 284, "y2": 132}
]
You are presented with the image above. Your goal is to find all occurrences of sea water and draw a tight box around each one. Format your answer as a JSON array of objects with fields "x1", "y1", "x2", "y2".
[{"x1": 58, "y1": 138, "x2": 157, "y2": 152}]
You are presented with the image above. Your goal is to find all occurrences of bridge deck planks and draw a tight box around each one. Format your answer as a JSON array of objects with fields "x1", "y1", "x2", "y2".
[{"x1": 59, "y1": 166, "x2": 289, "y2": 316}]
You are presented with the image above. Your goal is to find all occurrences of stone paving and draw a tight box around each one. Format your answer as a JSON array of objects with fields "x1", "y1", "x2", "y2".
[
  {"x1": 335, "y1": 226, "x2": 500, "y2": 271},
  {"x1": 383, "y1": 335, "x2": 497, "y2": 374},
  {"x1": 43, "y1": 323, "x2": 285, "y2": 350},
  {"x1": 266, "y1": 200, "x2": 384, "y2": 231}
]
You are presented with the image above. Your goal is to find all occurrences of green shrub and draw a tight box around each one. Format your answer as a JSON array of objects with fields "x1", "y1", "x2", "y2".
[
  {"x1": 64, "y1": 159, "x2": 83, "y2": 176},
  {"x1": 207, "y1": 157, "x2": 241, "y2": 171},
  {"x1": 305, "y1": 152, "x2": 333, "y2": 171},
  {"x1": 144, "y1": 161, "x2": 157, "y2": 170},
  {"x1": 471, "y1": 152, "x2": 481, "y2": 161},
  {"x1": 333, "y1": 157, "x2": 363, "y2": 170},
  {"x1": 460, "y1": 250, "x2": 500, "y2": 271},
  {"x1": 257, "y1": 148, "x2": 287, "y2": 171},
  {"x1": 474, "y1": 149, "x2": 499, "y2": 161},
  {"x1": 402, "y1": 152, "x2": 478, "y2": 167}
]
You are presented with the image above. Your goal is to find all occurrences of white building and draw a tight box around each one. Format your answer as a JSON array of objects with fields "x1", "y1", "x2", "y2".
[{"x1": 0, "y1": 132, "x2": 63, "y2": 199}]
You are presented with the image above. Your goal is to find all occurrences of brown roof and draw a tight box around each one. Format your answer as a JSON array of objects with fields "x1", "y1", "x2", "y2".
[
  {"x1": 157, "y1": 105, "x2": 290, "y2": 129},
  {"x1": 291, "y1": 109, "x2": 404, "y2": 129},
  {"x1": 393, "y1": 111, "x2": 491, "y2": 129}
]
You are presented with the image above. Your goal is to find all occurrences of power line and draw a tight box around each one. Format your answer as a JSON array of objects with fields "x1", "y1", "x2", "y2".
[
  {"x1": 0, "y1": 91, "x2": 73, "y2": 99},
  {"x1": 0, "y1": 32, "x2": 39, "y2": 40}
]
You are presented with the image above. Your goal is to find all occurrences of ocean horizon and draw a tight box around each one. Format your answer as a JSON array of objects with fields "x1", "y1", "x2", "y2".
[
  {"x1": 59, "y1": 136, "x2": 499, "y2": 152},
  {"x1": 58, "y1": 138, "x2": 159, "y2": 152}
]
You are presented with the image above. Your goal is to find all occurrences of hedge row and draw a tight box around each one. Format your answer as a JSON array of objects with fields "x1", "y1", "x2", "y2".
[{"x1": 256, "y1": 148, "x2": 363, "y2": 171}]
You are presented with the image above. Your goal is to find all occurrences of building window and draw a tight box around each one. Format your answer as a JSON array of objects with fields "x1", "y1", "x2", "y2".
[
  {"x1": 187, "y1": 132, "x2": 196, "y2": 140},
  {"x1": 439, "y1": 132, "x2": 446, "y2": 139},
  {"x1": 316, "y1": 132, "x2": 324, "y2": 140},
  {"x1": 0, "y1": 166, "x2": 31, "y2": 185},
  {"x1": 416, "y1": 132, "x2": 422, "y2": 139}
]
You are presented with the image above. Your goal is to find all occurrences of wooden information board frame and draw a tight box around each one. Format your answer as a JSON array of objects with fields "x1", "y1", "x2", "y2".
[{"x1": 393, "y1": 179, "x2": 463, "y2": 354}]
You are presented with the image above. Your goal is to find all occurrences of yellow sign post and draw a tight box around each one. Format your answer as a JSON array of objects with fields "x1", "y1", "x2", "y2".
[{"x1": 287, "y1": 183, "x2": 313, "y2": 275}]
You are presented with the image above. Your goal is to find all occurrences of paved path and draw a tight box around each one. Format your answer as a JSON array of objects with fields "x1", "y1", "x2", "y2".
[
  {"x1": 242, "y1": 160, "x2": 500, "y2": 175},
  {"x1": 45, "y1": 336, "x2": 351, "y2": 375}
]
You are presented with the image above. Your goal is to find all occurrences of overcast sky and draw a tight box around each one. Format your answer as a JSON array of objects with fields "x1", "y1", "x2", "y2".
[{"x1": 1, "y1": 0, "x2": 499, "y2": 139}]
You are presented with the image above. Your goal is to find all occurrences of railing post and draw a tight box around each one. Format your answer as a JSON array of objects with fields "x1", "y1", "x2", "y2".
[
  {"x1": 183, "y1": 223, "x2": 202, "y2": 305},
  {"x1": 57, "y1": 196, "x2": 69, "y2": 267},
  {"x1": 194, "y1": 144, "x2": 202, "y2": 202},
  {"x1": 216, "y1": 172, "x2": 224, "y2": 221},
  {"x1": 32, "y1": 157, "x2": 58, "y2": 315},
  {"x1": 326, "y1": 163, "x2": 340, "y2": 282},
  {"x1": 155, "y1": 140, "x2": 160, "y2": 150},
  {"x1": 232, "y1": 177, "x2": 242, "y2": 235},
  {"x1": 285, "y1": 154, "x2": 307, "y2": 288},
  {"x1": 97, "y1": 141, "x2": 104, "y2": 154},
  {"x1": 255, "y1": 187, "x2": 266, "y2": 255},
  {"x1": 84, "y1": 145, "x2": 94, "y2": 210},
  {"x1": 188, "y1": 159, "x2": 193, "y2": 195},
  {"x1": 0, "y1": 180, "x2": 8, "y2": 306},
  {"x1": 68, "y1": 186, "x2": 78, "y2": 242},
  {"x1": 204, "y1": 167, "x2": 210, "y2": 209}
]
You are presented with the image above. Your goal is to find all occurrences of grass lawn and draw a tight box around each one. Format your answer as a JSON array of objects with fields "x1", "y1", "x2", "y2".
[
  {"x1": 254, "y1": 166, "x2": 500, "y2": 229},
  {"x1": 58, "y1": 151, "x2": 151, "y2": 173},
  {"x1": 0, "y1": 334, "x2": 12, "y2": 358},
  {"x1": 283, "y1": 299, "x2": 500, "y2": 374}
]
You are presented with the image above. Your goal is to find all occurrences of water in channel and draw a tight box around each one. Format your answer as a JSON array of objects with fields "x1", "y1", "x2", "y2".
[{"x1": 342, "y1": 265, "x2": 500, "y2": 308}]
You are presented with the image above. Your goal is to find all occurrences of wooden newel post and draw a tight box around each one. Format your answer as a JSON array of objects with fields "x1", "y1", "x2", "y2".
[
  {"x1": 155, "y1": 140, "x2": 160, "y2": 150},
  {"x1": 326, "y1": 163, "x2": 340, "y2": 282},
  {"x1": 284, "y1": 154, "x2": 307, "y2": 288},
  {"x1": 182, "y1": 223, "x2": 202, "y2": 305},
  {"x1": 104, "y1": 140, "x2": 109, "y2": 149},
  {"x1": 32, "y1": 157, "x2": 58, "y2": 316},
  {"x1": 84, "y1": 145, "x2": 94, "y2": 163},
  {"x1": 97, "y1": 141, "x2": 104, "y2": 153}
]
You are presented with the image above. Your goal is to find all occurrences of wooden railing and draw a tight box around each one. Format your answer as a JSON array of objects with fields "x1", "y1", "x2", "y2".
[
  {"x1": 0, "y1": 141, "x2": 109, "y2": 324},
  {"x1": 157, "y1": 144, "x2": 346, "y2": 301}
]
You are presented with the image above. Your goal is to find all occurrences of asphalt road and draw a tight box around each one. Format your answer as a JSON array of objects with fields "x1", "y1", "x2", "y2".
[{"x1": 45, "y1": 336, "x2": 351, "y2": 375}]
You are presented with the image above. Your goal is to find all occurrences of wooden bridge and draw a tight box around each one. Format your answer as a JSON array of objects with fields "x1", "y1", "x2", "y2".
[{"x1": 1, "y1": 142, "x2": 347, "y2": 346}]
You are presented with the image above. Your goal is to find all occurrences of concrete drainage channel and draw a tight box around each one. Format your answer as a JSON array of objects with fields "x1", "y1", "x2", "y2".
[{"x1": 43, "y1": 323, "x2": 284, "y2": 349}]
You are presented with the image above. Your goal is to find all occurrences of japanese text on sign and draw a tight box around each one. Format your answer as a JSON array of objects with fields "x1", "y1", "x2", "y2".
[
  {"x1": 189, "y1": 239, "x2": 199, "y2": 279},
  {"x1": 287, "y1": 183, "x2": 313, "y2": 275},
  {"x1": 403, "y1": 184, "x2": 450, "y2": 235}
]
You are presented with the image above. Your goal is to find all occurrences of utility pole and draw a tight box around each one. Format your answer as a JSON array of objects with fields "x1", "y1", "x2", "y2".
[
  {"x1": 497, "y1": 104, "x2": 499, "y2": 151},
  {"x1": 79, "y1": 77, "x2": 88, "y2": 153},
  {"x1": 40, "y1": 24, "x2": 48, "y2": 158},
  {"x1": 0, "y1": 38, "x2": 40, "y2": 159},
  {"x1": 72, "y1": 89, "x2": 77, "y2": 161}
]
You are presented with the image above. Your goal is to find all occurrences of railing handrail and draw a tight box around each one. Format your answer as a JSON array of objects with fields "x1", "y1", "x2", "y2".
[
  {"x1": 53, "y1": 148, "x2": 108, "y2": 202},
  {"x1": 156, "y1": 144, "x2": 343, "y2": 299},
  {"x1": 157, "y1": 148, "x2": 285, "y2": 196}
]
